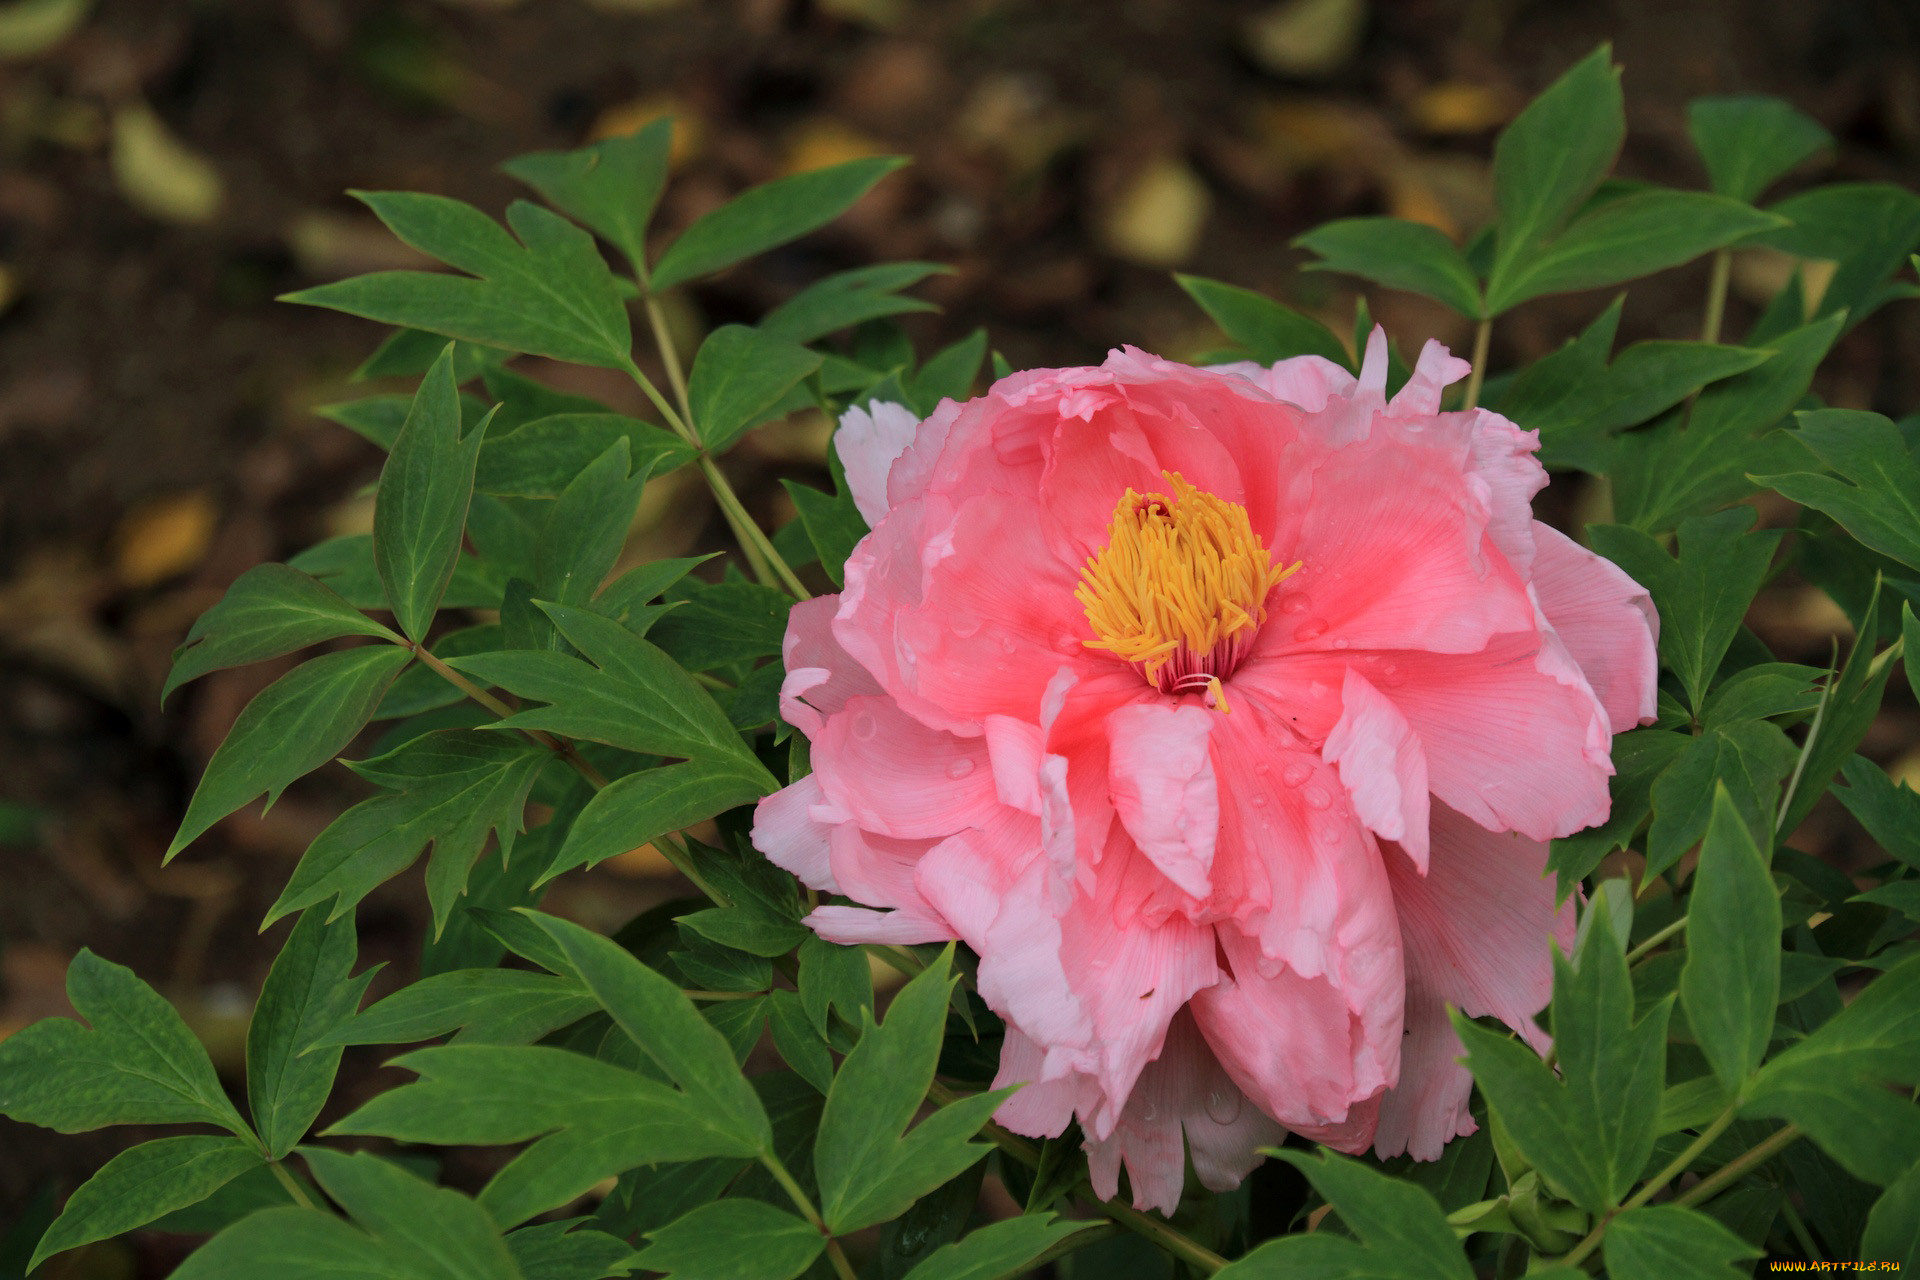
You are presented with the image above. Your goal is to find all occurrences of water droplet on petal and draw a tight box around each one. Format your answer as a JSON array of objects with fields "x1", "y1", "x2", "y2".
[
  {"x1": 1282, "y1": 761, "x2": 1313, "y2": 787},
  {"x1": 1292, "y1": 618, "x2": 1329, "y2": 642},
  {"x1": 951, "y1": 612, "x2": 982, "y2": 638},
  {"x1": 998, "y1": 635, "x2": 1017, "y2": 653},
  {"x1": 1251, "y1": 795, "x2": 1267, "y2": 808},
  {"x1": 1139, "y1": 1100, "x2": 1159, "y2": 1123},
  {"x1": 1204, "y1": 1088, "x2": 1243, "y2": 1125},
  {"x1": 1253, "y1": 761, "x2": 1270, "y2": 775},
  {"x1": 1278, "y1": 591, "x2": 1311, "y2": 615},
  {"x1": 947, "y1": 758, "x2": 976, "y2": 779},
  {"x1": 1330, "y1": 637, "x2": 1350, "y2": 650},
  {"x1": 852, "y1": 713, "x2": 878, "y2": 741},
  {"x1": 1304, "y1": 784, "x2": 1332, "y2": 810},
  {"x1": 1315, "y1": 819, "x2": 1344, "y2": 846},
  {"x1": 1378, "y1": 660, "x2": 1402, "y2": 686}
]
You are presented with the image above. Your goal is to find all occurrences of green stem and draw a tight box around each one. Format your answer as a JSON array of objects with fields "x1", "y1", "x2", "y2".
[
  {"x1": 823, "y1": 1240, "x2": 859, "y2": 1280},
  {"x1": 1625, "y1": 916, "x2": 1688, "y2": 968},
  {"x1": 1675, "y1": 1124, "x2": 1801, "y2": 1207},
  {"x1": 1463, "y1": 317, "x2": 1493, "y2": 410},
  {"x1": 1780, "y1": 1198, "x2": 1824, "y2": 1261},
  {"x1": 655, "y1": 832, "x2": 731, "y2": 906},
  {"x1": 700, "y1": 454, "x2": 810, "y2": 598},
  {"x1": 1559, "y1": 1105, "x2": 1738, "y2": 1269},
  {"x1": 621, "y1": 357, "x2": 693, "y2": 442},
  {"x1": 683, "y1": 988, "x2": 766, "y2": 1001},
  {"x1": 270, "y1": 1160, "x2": 318, "y2": 1211},
  {"x1": 759, "y1": 1148, "x2": 848, "y2": 1280},
  {"x1": 646, "y1": 296, "x2": 696, "y2": 425},
  {"x1": 411, "y1": 643, "x2": 609, "y2": 789},
  {"x1": 1702, "y1": 249, "x2": 1732, "y2": 345}
]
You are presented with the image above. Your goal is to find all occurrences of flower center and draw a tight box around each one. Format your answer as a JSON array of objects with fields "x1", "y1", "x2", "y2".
[{"x1": 1076, "y1": 471, "x2": 1297, "y2": 711}]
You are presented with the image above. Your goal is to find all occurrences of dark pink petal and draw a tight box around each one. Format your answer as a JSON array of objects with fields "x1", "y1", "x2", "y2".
[
  {"x1": 1323, "y1": 668, "x2": 1432, "y2": 870},
  {"x1": 1530, "y1": 523, "x2": 1660, "y2": 732}
]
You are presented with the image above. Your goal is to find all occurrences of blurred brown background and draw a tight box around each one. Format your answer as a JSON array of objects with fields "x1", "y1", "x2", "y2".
[{"x1": 2, "y1": 0, "x2": 1918, "y2": 1272}]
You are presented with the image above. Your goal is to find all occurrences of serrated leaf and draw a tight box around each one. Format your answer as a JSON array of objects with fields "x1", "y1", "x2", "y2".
[
  {"x1": 164, "y1": 564, "x2": 400, "y2": 705},
  {"x1": 629, "y1": 1199, "x2": 821, "y2": 1280},
  {"x1": 650, "y1": 156, "x2": 907, "y2": 293},
  {"x1": 1834, "y1": 754, "x2": 1920, "y2": 871},
  {"x1": 1863, "y1": 1162, "x2": 1920, "y2": 1272},
  {"x1": 503, "y1": 118, "x2": 672, "y2": 277},
  {"x1": 760, "y1": 261, "x2": 949, "y2": 343},
  {"x1": 352, "y1": 328, "x2": 501, "y2": 383},
  {"x1": 1173, "y1": 273, "x2": 1351, "y2": 367},
  {"x1": 1218, "y1": 1149, "x2": 1473, "y2": 1279},
  {"x1": 1294, "y1": 217, "x2": 1483, "y2": 317},
  {"x1": 301, "y1": 1147, "x2": 521, "y2": 1280},
  {"x1": 1455, "y1": 894, "x2": 1667, "y2": 1213},
  {"x1": 688, "y1": 325, "x2": 823, "y2": 453},
  {"x1": 28, "y1": 1135, "x2": 263, "y2": 1272},
  {"x1": 1688, "y1": 95, "x2": 1831, "y2": 205},
  {"x1": 507, "y1": 1220, "x2": 639, "y2": 1280},
  {"x1": 0, "y1": 949, "x2": 252, "y2": 1138},
  {"x1": 1777, "y1": 584, "x2": 1896, "y2": 836},
  {"x1": 1603, "y1": 1204, "x2": 1760, "y2": 1280},
  {"x1": 1755, "y1": 409, "x2": 1920, "y2": 573},
  {"x1": 319, "y1": 968, "x2": 597, "y2": 1048},
  {"x1": 167, "y1": 1206, "x2": 404, "y2": 1280},
  {"x1": 1490, "y1": 46, "x2": 1623, "y2": 270},
  {"x1": 452, "y1": 602, "x2": 768, "y2": 774},
  {"x1": 167, "y1": 644, "x2": 412, "y2": 860},
  {"x1": 1682, "y1": 786, "x2": 1782, "y2": 1090},
  {"x1": 286, "y1": 194, "x2": 633, "y2": 369},
  {"x1": 1645, "y1": 718, "x2": 1795, "y2": 877},
  {"x1": 375, "y1": 345, "x2": 496, "y2": 642},
  {"x1": 799, "y1": 934, "x2": 873, "y2": 1038},
  {"x1": 647, "y1": 579, "x2": 792, "y2": 671},
  {"x1": 815, "y1": 946, "x2": 1004, "y2": 1234},
  {"x1": 1756, "y1": 182, "x2": 1920, "y2": 328},
  {"x1": 767, "y1": 990, "x2": 834, "y2": 1094},
  {"x1": 1487, "y1": 191, "x2": 1785, "y2": 314},
  {"x1": 898, "y1": 1214, "x2": 1099, "y2": 1280},
  {"x1": 534, "y1": 439, "x2": 651, "y2": 607},
  {"x1": 780, "y1": 478, "x2": 866, "y2": 590},
  {"x1": 289, "y1": 533, "x2": 503, "y2": 612},
  {"x1": 265, "y1": 729, "x2": 548, "y2": 934},
  {"x1": 248, "y1": 908, "x2": 371, "y2": 1157},
  {"x1": 906, "y1": 328, "x2": 987, "y2": 415},
  {"x1": 1611, "y1": 312, "x2": 1842, "y2": 533},
  {"x1": 476, "y1": 413, "x2": 693, "y2": 498},
  {"x1": 1701, "y1": 662, "x2": 1823, "y2": 727}
]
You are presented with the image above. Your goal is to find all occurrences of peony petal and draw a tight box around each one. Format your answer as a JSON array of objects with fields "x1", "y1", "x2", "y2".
[
  {"x1": 1323, "y1": 668, "x2": 1432, "y2": 870},
  {"x1": 1107, "y1": 702, "x2": 1220, "y2": 899},
  {"x1": 1530, "y1": 523, "x2": 1660, "y2": 733},
  {"x1": 750, "y1": 773, "x2": 841, "y2": 893},
  {"x1": 836, "y1": 400, "x2": 922, "y2": 526},
  {"x1": 811, "y1": 695, "x2": 1000, "y2": 840},
  {"x1": 1212, "y1": 355, "x2": 1357, "y2": 414},
  {"x1": 1462, "y1": 409, "x2": 1547, "y2": 577},
  {"x1": 1385, "y1": 340, "x2": 1471, "y2": 418},
  {"x1": 782, "y1": 594, "x2": 883, "y2": 726},
  {"x1": 807, "y1": 904, "x2": 956, "y2": 945}
]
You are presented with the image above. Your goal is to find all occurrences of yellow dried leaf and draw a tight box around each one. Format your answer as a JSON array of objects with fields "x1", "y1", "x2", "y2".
[
  {"x1": 0, "y1": 0, "x2": 91, "y2": 59},
  {"x1": 784, "y1": 119, "x2": 886, "y2": 175},
  {"x1": 115, "y1": 491, "x2": 218, "y2": 588},
  {"x1": 1101, "y1": 157, "x2": 1212, "y2": 268},
  {"x1": 601, "y1": 843, "x2": 677, "y2": 877},
  {"x1": 590, "y1": 96, "x2": 701, "y2": 166},
  {"x1": 1408, "y1": 81, "x2": 1508, "y2": 134},
  {"x1": 110, "y1": 104, "x2": 223, "y2": 225},
  {"x1": 1244, "y1": 0, "x2": 1366, "y2": 79}
]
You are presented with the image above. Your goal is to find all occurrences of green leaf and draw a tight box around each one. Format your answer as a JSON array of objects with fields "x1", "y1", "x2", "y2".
[
  {"x1": 1490, "y1": 46, "x2": 1623, "y2": 271},
  {"x1": 28, "y1": 1135, "x2": 263, "y2": 1271},
  {"x1": 454, "y1": 602, "x2": 769, "y2": 774},
  {"x1": 815, "y1": 946, "x2": 1004, "y2": 1234},
  {"x1": 760, "y1": 262, "x2": 949, "y2": 343},
  {"x1": 143, "y1": 1162, "x2": 306, "y2": 1235},
  {"x1": 898, "y1": 1214, "x2": 1099, "y2": 1280},
  {"x1": 1172, "y1": 274, "x2": 1351, "y2": 367},
  {"x1": 166, "y1": 1206, "x2": 402, "y2": 1280},
  {"x1": 649, "y1": 156, "x2": 907, "y2": 293},
  {"x1": 1777, "y1": 584, "x2": 1896, "y2": 836},
  {"x1": 1645, "y1": 718, "x2": 1795, "y2": 878},
  {"x1": 352, "y1": 328, "x2": 501, "y2": 383},
  {"x1": 648, "y1": 579, "x2": 793, "y2": 671},
  {"x1": 1834, "y1": 753, "x2": 1920, "y2": 871},
  {"x1": 629, "y1": 1199, "x2": 821, "y2": 1280},
  {"x1": 301, "y1": 1147, "x2": 521, "y2": 1280},
  {"x1": 266, "y1": 729, "x2": 549, "y2": 934},
  {"x1": 375, "y1": 345, "x2": 496, "y2": 642},
  {"x1": 1294, "y1": 217, "x2": 1483, "y2": 317},
  {"x1": 781, "y1": 478, "x2": 867, "y2": 590},
  {"x1": 1488, "y1": 190, "x2": 1785, "y2": 315},
  {"x1": 767, "y1": 990, "x2": 834, "y2": 1094},
  {"x1": 547, "y1": 758, "x2": 774, "y2": 882},
  {"x1": 164, "y1": 564, "x2": 400, "y2": 705},
  {"x1": 507, "y1": 1220, "x2": 639, "y2": 1280},
  {"x1": 1590, "y1": 507, "x2": 1781, "y2": 714},
  {"x1": 534, "y1": 440, "x2": 651, "y2": 607},
  {"x1": 503, "y1": 118, "x2": 673, "y2": 276},
  {"x1": 1526, "y1": 339, "x2": 1772, "y2": 473},
  {"x1": 906, "y1": 328, "x2": 988, "y2": 415},
  {"x1": 1611, "y1": 311, "x2": 1842, "y2": 532},
  {"x1": 1218, "y1": 1149, "x2": 1473, "y2": 1279},
  {"x1": 1688, "y1": 95, "x2": 1831, "y2": 205},
  {"x1": 328, "y1": 1043, "x2": 764, "y2": 1227},
  {"x1": 378, "y1": 623, "x2": 505, "y2": 720},
  {"x1": 0, "y1": 949, "x2": 252, "y2": 1138},
  {"x1": 477, "y1": 414, "x2": 693, "y2": 498},
  {"x1": 285, "y1": 194, "x2": 633, "y2": 369},
  {"x1": 1756, "y1": 183, "x2": 1920, "y2": 327},
  {"x1": 166, "y1": 644, "x2": 412, "y2": 860},
  {"x1": 688, "y1": 325, "x2": 823, "y2": 453},
  {"x1": 320, "y1": 968, "x2": 597, "y2": 1048},
  {"x1": 799, "y1": 934, "x2": 873, "y2": 1037},
  {"x1": 1863, "y1": 1162, "x2": 1920, "y2": 1272},
  {"x1": 1701, "y1": 662, "x2": 1823, "y2": 727},
  {"x1": 592, "y1": 554, "x2": 717, "y2": 628},
  {"x1": 1755, "y1": 409, "x2": 1920, "y2": 572},
  {"x1": 248, "y1": 908, "x2": 371, "y2": 1157},
  {"x1": 1602, "y1": 1204, "x2": 1761, "y2": 1280},
  {"x1": 1682, "y1": 785, "x2": 1782, "y2": 1090},
  {"x1": 1455, "y1": 893, "x2": 1667, "y2": 1214},
  {"x1": 290, "y1": 533, "x2": 503, "y2": 612}
]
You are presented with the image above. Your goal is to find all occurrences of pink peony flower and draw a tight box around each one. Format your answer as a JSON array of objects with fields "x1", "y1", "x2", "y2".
[{"x1": 754, "y1": 331, "x2": 1658, "y2": 1213}]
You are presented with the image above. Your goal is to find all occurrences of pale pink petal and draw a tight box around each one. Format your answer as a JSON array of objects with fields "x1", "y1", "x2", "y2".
[
  {"x1": 1462, "y1": 410, "x2": 1548, "y2": 577},
  {"x1": 1386, "y1": 340, "x2": 1470, "y2": 418},
  {"x1": 1323, "y1": 668, "x2": 1431, "y2": 870},
  {"x1": 810, "y1": 695, "x2": 1000, "y2": 840},
  {"x1": 1371, "y1": 804, "x2": 1573, "y2": 1159},
  {"x1": 806, "y1": 905, "x2": 956, "y2": 945},
  {"x1": 983, "y1": 714, "x2": 1045, "y2": 814},
  {"x1": 1211, "y1": 355, "x2": 1357, "y2": 414},
  {"x1": 991, "y1": 1023, "x2": 1095, "y2": 1138},
  {"x1": 750, "y1": 774, "x2": 841, "y2": 893},
  {"x1": 781, "y1": 594, "x2": 882, "y2": 724},
  {"x1": 1107, "y1": 703, "x2": 1220, "y2": 899},
  {"x1": 835, "y1": 400, "x2": 921, "y2": 526},
  {"x1": 1530, "y1": 523, "x2": 1660, "y2": 732}
]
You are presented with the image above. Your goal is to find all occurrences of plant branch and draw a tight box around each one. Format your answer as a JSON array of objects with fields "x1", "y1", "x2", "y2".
[
  {"x1": 1702, "y1": 249, "x2": 1733, "y2": 345},
  {"x1": 759, "y1": 1150, "x2": 853, "y2": 1279},
  {"x1": 409, "y1": 642, "x2": 609, "y2": 788},
  {"x1": 699, "y1": 454, "x2": 811, "y2": 598},
  {"x1": 823, "y1": 1239, "x2": 859, "y2": 1280},
  {"x1": 645, "y1": 296, "x2": 696, "y2": 425},
  {"x1": 1625, "y1": 916, "x2": 1688, "y2": 968},
  {"x1": 271, "y1": 1160, "x2": 318, "y2": 1211},
  {"x1": 1463, "y1": 317, "x2": 1493, "y2": 410},
  {"x1": 1675, "y1": 1124, "x2": 1801, "y2": 1207}
]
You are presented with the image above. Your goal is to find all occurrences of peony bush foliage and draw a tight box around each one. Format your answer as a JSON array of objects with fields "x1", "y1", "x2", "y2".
[{"x1": 7, "y1": 45, "x2": 1920, "y2": 1278}]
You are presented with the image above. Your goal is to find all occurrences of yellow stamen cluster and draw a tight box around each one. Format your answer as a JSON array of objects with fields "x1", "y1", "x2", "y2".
[{"x1": 1076, "y1": 471, "x2": 1297, "y2": 709}]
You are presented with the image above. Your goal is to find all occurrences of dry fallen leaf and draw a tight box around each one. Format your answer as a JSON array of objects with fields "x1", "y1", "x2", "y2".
[
  {"x1": 1408, "y1": 81, "x2": 1508, "y2": 134},
  {"x1": 591, "y1": 97, "x2": 702, "y2": 166},
  {"x1": 114, "y1": 490, "x2": 219, "y2": 588},
  {"x1": 0, "y1": 0, "x2": 92, "y2": 60},
  {"x1": 109, "y1": 102, "x2": 224, "y2": 225},
  {"x1": 1101, "y1": 156, "x2": 1212, "y2": 268},
  {"x1": 784, "y1": 118, "x2": 887, "y2": 175},
  {"x1": 1244, "y1": 0, "x2": 1367, "y2": 79}
]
